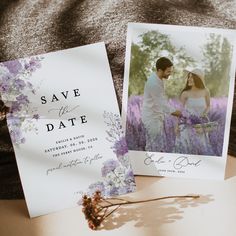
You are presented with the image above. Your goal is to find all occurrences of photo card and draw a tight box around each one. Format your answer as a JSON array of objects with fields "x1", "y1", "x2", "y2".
[{"x1": 122, "y1": 23, "x2": 236, "y2": 180}]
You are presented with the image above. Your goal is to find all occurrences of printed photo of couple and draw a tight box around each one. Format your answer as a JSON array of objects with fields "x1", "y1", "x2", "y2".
[{"x1": 124, "y1": 25, "x2": 235, "y2": 156}]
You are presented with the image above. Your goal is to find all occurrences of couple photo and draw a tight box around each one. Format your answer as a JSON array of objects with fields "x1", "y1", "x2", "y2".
[
  {"x1": 141, "y1": 57, "x2": 215, "y2": 155},
  {"x1": 125, "y1": 28, "x2": 233, "y2": 156}
]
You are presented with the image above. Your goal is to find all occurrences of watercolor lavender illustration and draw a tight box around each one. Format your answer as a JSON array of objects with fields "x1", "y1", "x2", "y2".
[
  {"x1": 0, "y1": 56, "x2": 43, "y2": 145},
  {"x1": 78, "y1": 111, "x2": 136, "y2": 204},
  {"x1": 126, "y1": 95, "x2": 227, "y2": 156}
]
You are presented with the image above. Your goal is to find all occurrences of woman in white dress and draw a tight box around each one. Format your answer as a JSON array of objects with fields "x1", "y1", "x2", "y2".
[{"x1": 175, "y1": 68, "x2": 214, "y2": 155}]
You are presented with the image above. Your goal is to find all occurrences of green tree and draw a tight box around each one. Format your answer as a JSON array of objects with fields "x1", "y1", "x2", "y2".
[
  {"x1": 202, "y1": 34, "x2": 233, "y2": 97},
  {"x1": 129, "y1": 44, "x2": 149, "y2": 95}
]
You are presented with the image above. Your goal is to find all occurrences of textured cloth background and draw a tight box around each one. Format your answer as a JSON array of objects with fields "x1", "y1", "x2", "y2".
[{"x1": 0, "y1": 0, "x2": 236, "y2": 199}]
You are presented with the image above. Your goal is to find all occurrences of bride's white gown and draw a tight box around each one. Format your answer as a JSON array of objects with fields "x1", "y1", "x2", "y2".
[{"x1": 175, "y1": 97, "x2": 214, "y2": 155}]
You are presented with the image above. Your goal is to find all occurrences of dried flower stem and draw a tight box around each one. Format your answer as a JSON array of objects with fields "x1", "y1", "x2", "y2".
[
  {"x1": 100, "y1": 195, "x2": 200, "y2": 209},
  {"x1": 81, "y1": 191, "x2": 200, "y2": 230}
]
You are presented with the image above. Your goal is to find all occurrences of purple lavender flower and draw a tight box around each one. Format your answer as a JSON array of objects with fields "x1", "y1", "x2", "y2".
[
  {"x1": 88, "y1": 182, "x2": 105, "y2": 196},
  {"x1": 116, "y1": 154, "x2": 128, "y2": 167},
  {"x1": 10, "y1": 101, "x2": 22, "y2": 112},
  {"x1": 9, "y1": 128, "x2": 23, "y2": 144},
  {"x1": 8, "y1": 116, "x2": 21, "y2": 126},
  {"x1": 25, "y1": 57, "x2": 41, "y2": 72},
  {"x1": 15, "y1": 79, "x2": 26, "y2": 90},
  {"x1": 2, "y1": 60, "x2": 22, "y2": 75},
  {"x1": 126, "y1": 95, "x2": 146, "y2": 151},
  {"x1": 124, "y1": 169, "x2": 135, "y2": 185},
  {"x1": 163, "y1": 115, "x2": 177, "y2": 152},
  {"x1": 0, "y1": 75, "x2": 11, "y2": 93},
  {"x1": 0, "y1": 57, "x2": 43, "y2": 146},
  {"x1": 10, "y1": 95, "x2": 29, "y2": 113},
  {"x1": 101, "y1": 159, "x2": 120, "y2": 177},
  {"x1": 188, "y1": 115, "x2": 203, "y2": 125},
  {"x1": 16, "y1": 94, "x2": 29, "y2": 105},
  {"x1": 113, "y1": 136, "x2": 128, "y2": 156},
  {"x1": 125, "y1": 95, "x2": 226, "y2": 156},
  {"x1": 27, "y1": 81, "x2": 33, "y2": 89},
  {"x1": 106, "y1": 186, "x2": 120, "y2": 196}
]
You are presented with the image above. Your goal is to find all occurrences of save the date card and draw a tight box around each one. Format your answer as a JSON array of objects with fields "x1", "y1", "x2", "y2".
[{"x1": 0, "y1": 42, "x2": 135, "y2": 217}]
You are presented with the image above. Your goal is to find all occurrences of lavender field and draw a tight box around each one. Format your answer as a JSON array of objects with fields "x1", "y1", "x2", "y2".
[{"x1": 125, "y1": 95, "x2": 227, "y2": 156}]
